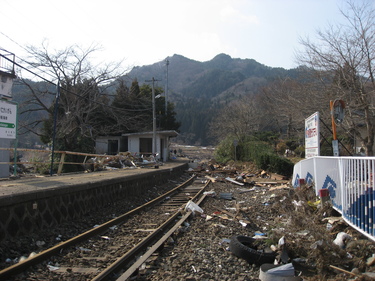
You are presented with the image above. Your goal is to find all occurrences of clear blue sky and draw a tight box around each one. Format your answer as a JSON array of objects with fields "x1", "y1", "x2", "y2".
[{"x1": 0, "y1": 0, "x2": 372, "y2": 73}]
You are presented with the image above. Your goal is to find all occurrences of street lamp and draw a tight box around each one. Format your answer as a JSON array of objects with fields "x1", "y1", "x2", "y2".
[{"x1": 146, "y1": 77, "x2": 160, "y2": 158}]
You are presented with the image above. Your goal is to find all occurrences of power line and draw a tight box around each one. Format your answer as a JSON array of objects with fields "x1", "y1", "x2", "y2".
[{"x1": 0, "y1": 51, "x2": 150, "y2": 113}]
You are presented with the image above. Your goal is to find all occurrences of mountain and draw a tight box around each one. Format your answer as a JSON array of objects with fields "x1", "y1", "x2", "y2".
[
  {"x1": 11, "y1": 54, "x2": 299, "y2": 147},
  {"x1": 125, "y1": 53, "x2": 297, "y2": 145}
]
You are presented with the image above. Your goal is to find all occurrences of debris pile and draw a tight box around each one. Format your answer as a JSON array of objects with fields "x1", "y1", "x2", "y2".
[
  {"x1": 202, "y1": 179, "x2": 375, "y2": 280},
  {"x1": 159, "y1": 161, "x2": 375, "y2": 280},
  {"x1": 84, "y1": 152, "x2": 163, "y2": 172}
]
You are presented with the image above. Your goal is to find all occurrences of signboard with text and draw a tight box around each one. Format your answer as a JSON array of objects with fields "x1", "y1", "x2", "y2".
[
  {"x1": 0, "y1": 100, "x2": 17, "y2": 139},
  {"x1": 305, "y1": 112, "x2": 320, "y2": 158}
]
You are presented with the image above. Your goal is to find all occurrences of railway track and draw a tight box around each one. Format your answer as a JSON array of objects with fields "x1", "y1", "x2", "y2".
[{"x1": 0, "y1": 174, "x2": 210, "y2": 281}]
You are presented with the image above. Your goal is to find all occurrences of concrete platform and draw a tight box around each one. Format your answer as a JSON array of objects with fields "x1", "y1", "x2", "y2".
[
  {"x1": 0, "y1": 161, "x2": 187, "y2": 202},
  {"x1": 0, "y1": 161, "x2": 189, "y2": 241}
]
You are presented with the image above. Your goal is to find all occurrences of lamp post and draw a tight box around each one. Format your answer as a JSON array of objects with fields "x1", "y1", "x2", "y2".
[{"x1": 146, "y1": 77, "x2": 160, "y2": 157}]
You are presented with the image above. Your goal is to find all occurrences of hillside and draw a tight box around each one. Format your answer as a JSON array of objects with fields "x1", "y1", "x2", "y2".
[
  {"x1": 11, "y1": 54, "x2": 299, "y2": 147},
  {"x1": 126, "y1": 53, "x2": 298, "y2": 145}
]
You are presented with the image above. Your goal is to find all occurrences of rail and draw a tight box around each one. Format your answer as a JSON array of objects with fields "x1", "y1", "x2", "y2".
[
  {"x1": 0, "y1": 175, "x2": 198, "y2": 280},
  {"x1": 292, "y1": 156, "x2": 375, "y2": 241}
]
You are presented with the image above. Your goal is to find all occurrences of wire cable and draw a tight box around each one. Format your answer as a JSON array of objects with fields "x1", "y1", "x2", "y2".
[{"x1": 0, "y1": 52, "x2": 151, "y2": 113}]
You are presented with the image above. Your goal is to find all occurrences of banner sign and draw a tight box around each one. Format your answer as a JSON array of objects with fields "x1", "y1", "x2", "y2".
[
  {"x1": 0, "y1": 100, "x2": 17, "y2": 139},
  {"x1": 305, "y1": 112, "x2": 320, "y2": 158}
]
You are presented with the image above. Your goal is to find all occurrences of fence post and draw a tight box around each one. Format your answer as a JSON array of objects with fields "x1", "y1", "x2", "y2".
[{"x1": 57, "y1": 152, "x2": 66, "y2": 175}]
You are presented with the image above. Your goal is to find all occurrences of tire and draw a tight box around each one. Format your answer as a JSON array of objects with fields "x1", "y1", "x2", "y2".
[{"x1": 229, "y1": 235, "x2": 276, "y2": 265}]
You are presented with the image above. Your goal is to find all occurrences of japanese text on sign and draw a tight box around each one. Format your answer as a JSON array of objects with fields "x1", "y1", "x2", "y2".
[
  {"x1": 0, "y1": 100, "x2": 17, "y2": 139},
  {"x1": 305, "y1": 112, "x2": 320, "y2": 158}
]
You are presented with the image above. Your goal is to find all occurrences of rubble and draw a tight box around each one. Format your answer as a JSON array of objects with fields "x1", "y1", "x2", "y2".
[
  {"x1": 83, "y1": 152, "x2": 163, "y2": 172},
  {"x1": 169, "y1": 157, "x2": 375, "y2": 280}
]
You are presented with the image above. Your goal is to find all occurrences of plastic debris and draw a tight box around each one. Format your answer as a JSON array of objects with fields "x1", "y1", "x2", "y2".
[
  {"x1": 268, "y1": 263, "x2": 295, "y2": 276},
  {"x1": 28, "y1": 252, "x2": 37, "y2": 258},
  {"x1": 19, "y1": 256, "x2": 27, "y2": 263},
  {"x1": 185, "y1": 200, "x2": 204, "y2": 214},
  {"x1": 253, "y1": 232, "x2": 266, "y2": 239},
  {"x1": 259, "y1": 263, "x2": 302, "y2": 281},
  {"x1": 203, "y1": 190, "x2": 216, "y2": 197},
  {"x1": 292, "y1": 200, "x2": 303, "y2": 209},
  {"x1": 278, "y1": 236, "x2": 285, "y2": 246},
  {"x1": 35, "y1": 241, "x2": 46, "y2": 247},
  {"x1": 310, "y1": 240, "x2": 323, "y2": 249},
  {"x1": 225, "y1": 177, "x2": 244, "y2": 186},
  {"x1": 239, "y1": 220, "x2": 247, "y2": 227},
  {"x1": 219, "y1": 193, "x2": 233, "y2": 200},
  {"x1": 333, "y1": 232, "x2": 351, "y2": 248},
  {"x1": 77, "y1": 247, "x2": 92, "y2": 252},
  {"x1": 47, "y1": 264, "x2": 60, "y2": 271},
  {"x1": 205, "y1": 215, "x2": 213, "y2": 221}
]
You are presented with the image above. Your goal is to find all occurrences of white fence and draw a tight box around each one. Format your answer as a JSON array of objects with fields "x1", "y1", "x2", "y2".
[{"x1": 292, "y1": 156, "x2": 375, "y2": 241}]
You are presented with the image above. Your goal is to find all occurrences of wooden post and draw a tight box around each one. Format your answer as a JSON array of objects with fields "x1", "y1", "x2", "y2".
[
  {"x1": 330, "y1": 100, "x2": 337, "y2": 140},
  {"x1": 57, "y1": 152, "x2": 66, "y2": 175}
]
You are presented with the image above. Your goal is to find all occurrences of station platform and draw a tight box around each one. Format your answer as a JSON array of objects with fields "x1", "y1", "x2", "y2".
[
  {"x1": 0, "y1": 161, "x2": 189, "y2": 241},
  {"x1": 0, "y1": 161, "x2": 188, "y2": 200}
]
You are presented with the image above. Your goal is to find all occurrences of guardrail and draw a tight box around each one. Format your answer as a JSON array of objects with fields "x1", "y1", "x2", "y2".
[{"x1": 292, "y1": 156, "x2": 375, "y2": 241}]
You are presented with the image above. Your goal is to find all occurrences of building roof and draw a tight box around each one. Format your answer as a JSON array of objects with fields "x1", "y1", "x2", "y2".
[{"x1": 121, "y1": 130, "x2": 179, "y2": 137}]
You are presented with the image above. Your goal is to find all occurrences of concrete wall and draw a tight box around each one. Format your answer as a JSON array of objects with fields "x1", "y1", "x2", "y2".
[
  {"x1": 0, "y1": 139, "x2": 10, "y2": 178},
  {"x1": 0, "y1": 163, "x2": 187, "y2": 242},
  {"x1": 95, "y1": 136, "x2": 123, "y2": 154}
]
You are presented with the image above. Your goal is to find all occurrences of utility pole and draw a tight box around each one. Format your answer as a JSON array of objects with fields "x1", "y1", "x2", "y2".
[
  {"x1": 50, "y1": 80, "x2": 60, "y2": 175},
  {"x1": 165, "y1": 58, "x2": 169, "y2": 115},
  {"x1": 146, "y1": 77, "x2": 161, "y2": 157}
]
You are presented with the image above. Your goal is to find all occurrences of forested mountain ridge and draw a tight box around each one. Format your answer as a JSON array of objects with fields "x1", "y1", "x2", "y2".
[
  {"x1": 126, "y1": 53, "x2": 299, "y2": 145},
  {"x1": 10, "y1": 53, "x2": 299, "y2": 147}
]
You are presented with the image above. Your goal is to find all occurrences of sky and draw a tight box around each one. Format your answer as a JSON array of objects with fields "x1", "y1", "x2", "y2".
[{"x1": 0, "y1": 0, "x2": 372, "y2": 75}]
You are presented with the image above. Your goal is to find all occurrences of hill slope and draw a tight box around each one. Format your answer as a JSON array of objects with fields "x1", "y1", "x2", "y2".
[{"x1": 126, "y1": 53, "x2": 297, "y2": 145}]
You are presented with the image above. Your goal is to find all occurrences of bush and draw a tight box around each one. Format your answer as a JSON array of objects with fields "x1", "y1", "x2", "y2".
[
  {"x1": 214, "y1": 135, "x2": 274, "y2": 164},
  {"x1": 214, "y1": 135, "x2": 294, "y2": 177},
  {"x1": 214, "y1": 137, "x2": 235, "y2": 163},
  {"x1": 257, "y1": 153, "x2": 294, "y2": 177}
]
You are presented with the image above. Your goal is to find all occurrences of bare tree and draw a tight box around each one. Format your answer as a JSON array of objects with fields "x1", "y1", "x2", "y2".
[
  {"x1": 209, "y1": 95, "x2": 264, "y2": 143},
  {"x1": 297, "y1": 0, "x2": 375, "y2": 155},
  {"x1": 259, "y1": 74, "x2": 334, "y2": 140},
  {"x1": 18, "y1": 42, "x2": 126, "y2": 152}
]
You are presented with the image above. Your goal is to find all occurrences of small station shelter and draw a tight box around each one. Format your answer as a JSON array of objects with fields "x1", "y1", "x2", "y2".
[{"x1": 95, "y1": 130, "x2": 178, "y2": 162}]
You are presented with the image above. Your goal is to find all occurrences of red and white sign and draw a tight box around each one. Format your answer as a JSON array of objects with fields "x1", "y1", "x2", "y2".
[{"x1": 305, "y1": 112, "x2": 320, "y2": 158}]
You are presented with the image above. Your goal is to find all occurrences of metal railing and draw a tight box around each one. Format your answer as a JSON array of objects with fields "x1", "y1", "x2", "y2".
[
  {"x1": 0, "y1": 49, "x2": 16, "y2": 75},
  {"x1": 293, "y1": 156, "x2": 375, "y2": 241}
]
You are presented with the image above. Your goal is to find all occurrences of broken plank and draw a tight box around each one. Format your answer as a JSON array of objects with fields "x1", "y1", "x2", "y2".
[
  {"x1": 53, "y1": 267, "x2": 99, "y2": 274},
  {"x1": 225, "y1": 177, "x2": 244, "y2": 186}
]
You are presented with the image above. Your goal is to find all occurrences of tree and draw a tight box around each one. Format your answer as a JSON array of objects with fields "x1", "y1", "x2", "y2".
[
  {"x1": 297, "y1": 0, "x2": 375, "y2": 155},
  {"x1": 109, "y1": 79, "x2": 151, "y2": 134},
  {"x1": 258, "y1": 74, "x2": 333, "y2": 140},
  {"x1": 136, "y1": 84, "x2": 180, "y2": 132},
  {"x1": 19, "y1": 43, "x2": 125, "y2": 154},
  {"x1": 208, "y1": 94, "x2": 265, "y2": 144}
]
